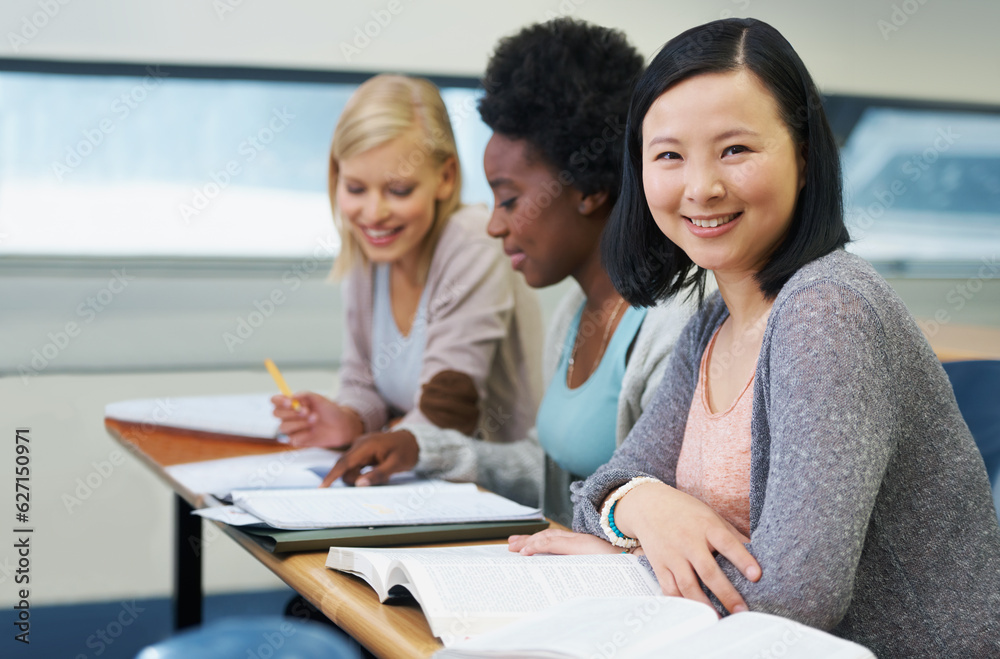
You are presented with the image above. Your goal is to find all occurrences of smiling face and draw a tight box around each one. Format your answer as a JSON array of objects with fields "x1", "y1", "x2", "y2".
[
  {"x1": 641, "y1": 70, "x2": 806, "y2": 280},
  {"x1": 483, "y1": 134, "x2": 604, "y2": 288},
  {"x1": 336, "y1": 128, "x2": 456, "y2": 273}
]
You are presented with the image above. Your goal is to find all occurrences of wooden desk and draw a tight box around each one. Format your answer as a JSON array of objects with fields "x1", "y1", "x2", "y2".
[
  {"x1": 922, "y1": 323, "x2": 1000, "y2": 362},
  {"x1": 105, "y1": 417, "x2": 460, "y2": 658}
]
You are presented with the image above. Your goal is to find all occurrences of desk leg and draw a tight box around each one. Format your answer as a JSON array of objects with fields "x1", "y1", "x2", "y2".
[{"x1": 174, "y1": 495, "x2": 203, "y2": 630}]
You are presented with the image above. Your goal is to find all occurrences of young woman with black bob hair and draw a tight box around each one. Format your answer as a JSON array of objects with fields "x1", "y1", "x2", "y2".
[{"x1": 510, "y1": 17, "x2": 1000, "y2": 657}]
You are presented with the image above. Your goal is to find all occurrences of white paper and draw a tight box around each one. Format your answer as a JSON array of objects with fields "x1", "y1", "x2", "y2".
[
  {"x1": 435, "y1": 596, "x2": 717, "y2": 657},
  {"x1": 653, "y1": 611, "x2": 877, "y2": 659},
  {"x1": 105, "y1": 393, "x2": 282, "y2": 439},
  {"x1": 231, "y1": 482, "x2": 543, "y2": 530},
  {"x1": 193, "y1": 505, "x2": 268, "y2": 527},
  {"x1": 436, "y1": 598, "x2": 876, "y2": 659},
  {"x1": 165, "y1": 447, "x2": 341, "y2": 497}
]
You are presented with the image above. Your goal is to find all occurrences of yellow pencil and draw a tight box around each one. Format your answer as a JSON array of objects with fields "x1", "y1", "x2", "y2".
[{"x1": 264, "y1": 358, "x2": 300, "y2": 410}]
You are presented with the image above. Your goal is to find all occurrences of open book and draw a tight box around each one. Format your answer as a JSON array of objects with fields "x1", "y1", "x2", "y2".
[
  {"x1": 326, "y1": 545, "x2": 662, "y2": 646},
  {"x1": 326, "y1": 546, "x2": 875, "y2": 657},
  {"x1": 437, "y1": 596, "x2": 876, "y2": 658}
]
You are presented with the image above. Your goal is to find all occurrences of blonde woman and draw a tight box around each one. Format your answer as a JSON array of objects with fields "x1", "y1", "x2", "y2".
[{"x1": 273, "y1": 75, "x2": 542, "y2": 466}]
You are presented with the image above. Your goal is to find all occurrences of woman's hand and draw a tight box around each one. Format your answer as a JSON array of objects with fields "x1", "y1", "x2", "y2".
[
  {"x1": 320, "y1": 430, "x2": 419, "y2": 487},
  {"x1": 271, "y1": 392, "x2": 363, "y2": 449},
  {"x1": 508, "y1": 529, "x2": 625, "y2": 556},
  {"x1": 613, "y1": 481, "x2": 761, "y2": 614}
]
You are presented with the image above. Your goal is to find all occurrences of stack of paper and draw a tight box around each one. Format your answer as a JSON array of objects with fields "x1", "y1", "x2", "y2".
[
  {"x1": 105, "y1": 393, "x2": 282, "y2": 439},
  {"x1": 165, "y1": 447, "x2": 341, "y2": 498},
  {"x1": 228, "y1": 481, "x2": 544, "y2": 531}
]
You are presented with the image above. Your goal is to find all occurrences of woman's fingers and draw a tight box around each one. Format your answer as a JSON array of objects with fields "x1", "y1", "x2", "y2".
[
  {"x1": 667, "y1": 560, "x2": 714, "y2": 609},
  {"x1": 506, "y1": 534, "x2": 529, "y2": 552},
  {"x1": 321, "y1": 444, "x2": 377, "y2": 487},
  {"x1": 354, "y1": 454, "x2": 406, "y2": 487},
  {"x1": 271, "y1": 394, "x2": 311, "y2": 416},
  {"x1": 287, "y1": 432, "x2": 323, "y2": 448},
  {"x1": 707, "y1": 526, "x2": 761, "y2": 582},
  {"x1": 508, "y1": 529, "x2": 618, "y2": 556},
  {"x1": 273, "y1": 408, "x2": 313, "y2": 423},
  {"x1": 278, "y1": 418, "x2": 314, "y2": 435},
  {"x1": 649, "y1": 561, "x2": 680, "y2": 598},
  {"x1": 691, "y1": 552, "x2": 748, "y2": 614}
]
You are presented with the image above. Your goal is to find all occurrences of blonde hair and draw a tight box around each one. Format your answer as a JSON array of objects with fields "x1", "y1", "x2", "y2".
[{"x1": 329, "y1": 74, "x2": 463, "y2": 281}]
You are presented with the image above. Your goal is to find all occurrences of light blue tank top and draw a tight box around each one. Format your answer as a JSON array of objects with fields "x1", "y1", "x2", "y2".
[
  {"x1": 371, "y1": 264, "x2": 427, "y2": 419},
  {"x1": 536, "y1": 303, "x2": 647, "y2": 478}
]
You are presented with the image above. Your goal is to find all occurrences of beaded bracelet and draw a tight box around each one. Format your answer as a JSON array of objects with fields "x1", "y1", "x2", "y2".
[{"x1": 599, "y1": 476, "x2": 661, "y2": 548}]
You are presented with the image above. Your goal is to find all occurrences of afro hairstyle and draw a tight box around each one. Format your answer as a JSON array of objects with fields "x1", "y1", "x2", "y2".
[{"x1": 478, "y1": 18, "x2": 644, "y2": 204}]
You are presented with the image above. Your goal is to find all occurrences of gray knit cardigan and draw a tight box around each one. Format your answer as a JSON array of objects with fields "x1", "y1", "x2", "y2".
[{"x1": 572, "y1": 249, "x2": 1000, "y2": 658}]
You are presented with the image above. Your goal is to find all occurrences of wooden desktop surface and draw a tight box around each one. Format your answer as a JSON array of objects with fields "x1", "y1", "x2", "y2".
[
  {"x1": 921, "y1": 323, "x2": 1000, "y2": 362},
  {"x1": 105, "y1": 417, "x2": 484, "y2": 658}
]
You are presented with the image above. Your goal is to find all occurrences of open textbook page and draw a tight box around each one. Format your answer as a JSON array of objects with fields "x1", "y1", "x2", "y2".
[
  {"x1": 436, "y1": 597, "x2": 876, "y2": 659},
  {"x1": 105, "y1": 393, "x2": 282, "y2": 439},
  {"x1": 326, "y1": 545, "x2": 661, "y2": 646},
  {"x1": 233, "y1": 481, "x2": 543, "y2": 530}
]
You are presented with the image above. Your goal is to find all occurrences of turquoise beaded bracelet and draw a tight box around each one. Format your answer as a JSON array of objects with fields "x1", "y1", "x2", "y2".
[
  {"x1": 598, "y1": 476, "x2": 661, "y2": 548},
  {"x1": 607, "y1": 500, "x2": 626, "y2": 539}
]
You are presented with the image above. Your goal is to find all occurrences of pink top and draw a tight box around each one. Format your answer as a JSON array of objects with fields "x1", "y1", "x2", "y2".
[{"x1": 675, "y1": 325, "x2": 754, "y2": 537}]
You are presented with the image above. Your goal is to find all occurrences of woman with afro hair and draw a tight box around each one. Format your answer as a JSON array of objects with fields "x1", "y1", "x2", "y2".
[{"x1": 325, "y1": 18, "x2": 696, "y2": 526}]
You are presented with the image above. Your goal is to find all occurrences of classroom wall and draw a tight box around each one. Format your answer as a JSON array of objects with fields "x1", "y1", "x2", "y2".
[
  {"x1": 2, "y1": 0, "x2": 998, "y2": 103},
  {"x1": 1, "y1": 0, "x2": 998, "y2": 610}
]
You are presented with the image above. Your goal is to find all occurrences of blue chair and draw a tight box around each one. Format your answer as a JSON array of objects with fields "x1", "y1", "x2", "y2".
[
  {"x1": 941, "y1": 360, "x2": 1000, "y2": 524},
  {"x1": 135, "y1": 616, "x2": 360, "y2": 659}
]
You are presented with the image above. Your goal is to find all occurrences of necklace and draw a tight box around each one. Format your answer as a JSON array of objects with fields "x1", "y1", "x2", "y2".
[{"x1": 567, "y1": 296, "x2": 626, "y2": 388}]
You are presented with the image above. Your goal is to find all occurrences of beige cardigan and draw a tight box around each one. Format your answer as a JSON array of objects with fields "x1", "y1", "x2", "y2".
[{"x1": 335, "y1": 204, "x2": 544, "y2": 445}]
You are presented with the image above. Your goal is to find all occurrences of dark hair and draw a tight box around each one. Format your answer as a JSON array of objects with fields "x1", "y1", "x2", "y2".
[
  {"x1": 478, "y1": 17, "x2": 644, "y2": 204},
  {"x1": 603, "y1": 18, "x2": 849, "y2": 306}
]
